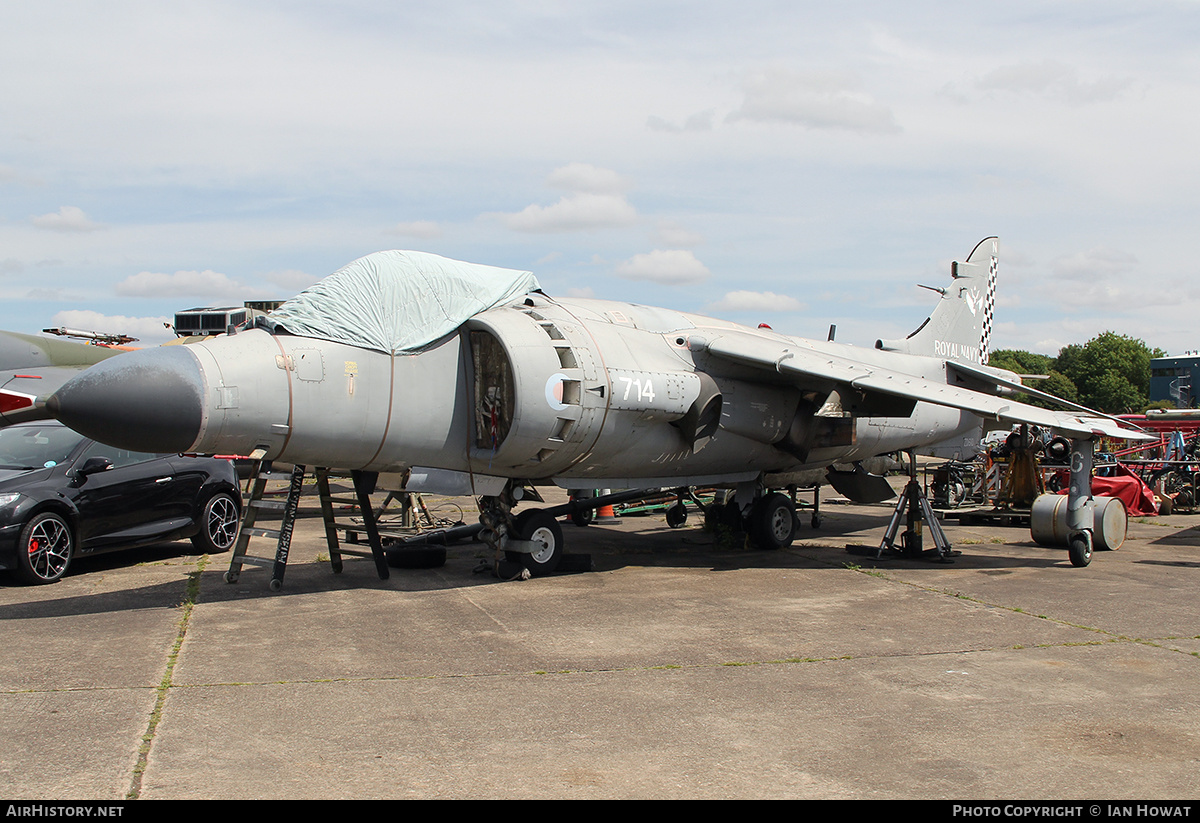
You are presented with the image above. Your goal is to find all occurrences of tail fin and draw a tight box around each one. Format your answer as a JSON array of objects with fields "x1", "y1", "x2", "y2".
[{"x1": 875, "y1": 237, "x2": 997, "y2": 365}]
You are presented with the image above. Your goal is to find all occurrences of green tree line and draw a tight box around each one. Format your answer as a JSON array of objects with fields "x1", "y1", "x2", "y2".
[{"x1": 988, "y1": 331, "x2": 1167, "y2": 415}]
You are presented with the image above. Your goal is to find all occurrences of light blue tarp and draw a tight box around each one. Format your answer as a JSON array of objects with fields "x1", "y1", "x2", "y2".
[{"x1": 261, "y1": 250, "x2": 541, "y2": 354}]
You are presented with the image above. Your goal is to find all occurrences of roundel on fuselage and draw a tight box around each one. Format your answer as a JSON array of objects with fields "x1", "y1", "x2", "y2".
[{"x1": 545, "y1": 372, "x2": 568, "y2": 411}]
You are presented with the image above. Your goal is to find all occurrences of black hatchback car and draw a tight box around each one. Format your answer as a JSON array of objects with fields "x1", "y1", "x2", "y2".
[{"x1": 0, "y1": 420, "x2": 242, "y2": 584}]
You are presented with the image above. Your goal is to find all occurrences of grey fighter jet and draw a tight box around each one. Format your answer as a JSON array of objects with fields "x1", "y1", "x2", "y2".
[{"x1": 19, "y1": 238, "x2": 1150, "y2": 571}]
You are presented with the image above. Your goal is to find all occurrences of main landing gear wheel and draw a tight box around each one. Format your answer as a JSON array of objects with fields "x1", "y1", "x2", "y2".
[
  {"x1": 16, "y1": 512, "x2": 74, "y2": 584},
  {"x1": 507, "y1": 509, "x2": 564, "y2": 577},
  {"x1": 749, "y1": 493, "x2": 797, "y2": 550}
]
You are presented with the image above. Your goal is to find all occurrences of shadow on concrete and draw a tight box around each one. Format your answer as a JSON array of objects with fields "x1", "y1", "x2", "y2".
[{"x1": 0, "y1": 498, "x2": 1092, "y2": 622}]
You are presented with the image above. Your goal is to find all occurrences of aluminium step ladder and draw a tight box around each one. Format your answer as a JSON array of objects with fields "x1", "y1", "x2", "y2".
[{"x1": 224, "y1": 460, "x2": 390, "y2": 590}]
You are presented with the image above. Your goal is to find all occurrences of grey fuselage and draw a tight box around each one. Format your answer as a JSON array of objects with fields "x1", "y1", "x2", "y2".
[{"x1": 58, "y1": 292, "x2": 978, "y2": 494}]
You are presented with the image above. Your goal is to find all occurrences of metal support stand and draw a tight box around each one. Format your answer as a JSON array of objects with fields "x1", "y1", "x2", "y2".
[
  {"x1": 876, "y1": 450, "x2": 957, "y2": 562},
  {"x1": 786, "y1": 483, "x2": 821, "y2": 528}
]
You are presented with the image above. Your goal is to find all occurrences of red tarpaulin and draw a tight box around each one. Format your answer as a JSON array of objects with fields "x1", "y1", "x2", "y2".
[{"x1": 1057, "y1": 463, "x2": 1158, "y2": 516}]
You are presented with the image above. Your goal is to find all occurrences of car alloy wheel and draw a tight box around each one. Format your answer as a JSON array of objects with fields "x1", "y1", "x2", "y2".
[
  {"x1": 18, "y1": 512, "x2": 74, "y2": 584},
  {"x1": 193, "y1": 492, "x2": 240, "y2": 553}
]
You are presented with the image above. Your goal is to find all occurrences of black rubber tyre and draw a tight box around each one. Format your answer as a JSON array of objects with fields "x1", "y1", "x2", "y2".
[
  {"x1": 567, "y1": 491, "x2": 594, "y2": 527},
  {"x1": 15, "y1": 512, "x2": 74, "y2": 584},
  {"x1": 1176, "y1": 486, "x2": 1195, "y2": 509},
  {"x1": 191, "y1": 492, "x2": 241, "y2": 554},
  {"x1": 507, "y1": 509, "x2": 564, "y2": 576},
  {"x1": 1068, "y1": 533, "x2": 1093, "y2": 567},
  {"x1": 749, "y1": 493, "x2": 797, "y2": 550},
  {"x1": 665, "y1": 503, "x2": 688, "y2": 529},
  {"x1": 387, "y1": 546, "x2": 448, "y2": 569}
]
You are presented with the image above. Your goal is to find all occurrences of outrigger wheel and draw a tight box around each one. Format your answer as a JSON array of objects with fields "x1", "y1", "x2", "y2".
[{"x1": 1068, "y1": 531, "x2": 1093, "y2": 567}]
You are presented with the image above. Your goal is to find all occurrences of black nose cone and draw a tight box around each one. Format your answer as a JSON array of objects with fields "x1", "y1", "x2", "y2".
[{"x1": 47, "y1": 345, "x2": 205, "y2": 454}]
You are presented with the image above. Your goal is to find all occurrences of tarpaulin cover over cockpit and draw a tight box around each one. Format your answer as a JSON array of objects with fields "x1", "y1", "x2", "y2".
[{"x1": 259, "y1": 250, "x2": 541, "y2": 354}]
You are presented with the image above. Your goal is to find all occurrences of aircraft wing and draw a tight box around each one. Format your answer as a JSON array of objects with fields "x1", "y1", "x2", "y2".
[{"x1": 697, "y1": 330, "x2": 1154, "y2": 442}]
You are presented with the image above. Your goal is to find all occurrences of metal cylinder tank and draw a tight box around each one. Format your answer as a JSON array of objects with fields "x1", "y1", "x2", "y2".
[{"x1": 1030, "y1": 494, "x2": 1128, "y2": 551}]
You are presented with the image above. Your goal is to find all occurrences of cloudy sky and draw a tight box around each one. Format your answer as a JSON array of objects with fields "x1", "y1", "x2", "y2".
[{"x1": 3, "y1": 1, "x2": 1198, "y2": 355}]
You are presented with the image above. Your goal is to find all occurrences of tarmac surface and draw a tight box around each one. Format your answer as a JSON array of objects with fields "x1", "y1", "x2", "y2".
[{"x1": 2, "y1": 478, "x2": 1198, "y2": 800}]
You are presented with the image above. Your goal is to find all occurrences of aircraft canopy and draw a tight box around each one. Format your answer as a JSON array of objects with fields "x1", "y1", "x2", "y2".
[{"x1": 261, "y1": 250, "x2": 541, "y2": 354}]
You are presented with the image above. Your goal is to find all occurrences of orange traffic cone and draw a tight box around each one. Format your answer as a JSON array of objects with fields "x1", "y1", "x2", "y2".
[{"x1": 595, "y1": 489, "x2": 619, "y2": 522}]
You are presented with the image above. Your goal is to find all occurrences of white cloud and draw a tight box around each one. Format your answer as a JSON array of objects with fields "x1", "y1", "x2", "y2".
[
  {"x1": 1031, "y1": 247, "x2": 1198, "y2": 313},
  {"x1": 646, "y1": 111, "x2": 715, "y2": 133},
  {"x1": 546, "y1": 163, "x2": 629, "y2": 194},
  {"x1": 726, "y1": 66, "x2": 900, "y2": 134},
  {"x1": 705, "y1": 290, "x2": 806, "y2": 313},
  {"x1": 1050, "y1": 248, "x2": 1138, "y2": 281},
  {"x1": 1, "y1": 165, "x2": 42, "y2": 186},
  {"x1": 614, "y1": 249, "x2": 710, "y2": 285},
  {"x1": 653, "y1": 221, "x2": 704, "y2": 248},
  {"x1": 31, "y1": 206, "x2": 103, "y2": 232},
  {"x1": 497, "y1": 163, "x2": 638, "y2": 233},
  {"x1": 262, "y1": 269, "x2": 320, "y2": 294},
  {"x1": 500, "y1": 192, "x2": 637, "y2": 233},
  {"x1": 976, "y1": 60, "x2": 1132, "y2": 104},
  {"x1": 115, "y1": 269, "x2": 261, "y2": 300}
]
